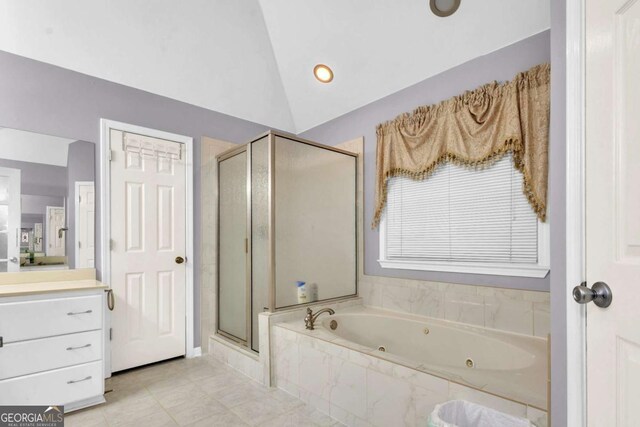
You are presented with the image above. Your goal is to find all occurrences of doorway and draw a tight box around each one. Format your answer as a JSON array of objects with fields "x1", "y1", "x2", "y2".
[
  {"x1": 45, "y1": 205, "x2": 65, "y2": 257},
  {"x1": 0, "y1": 167, "x2": 21, "y2": 273},
  {"x1": 75, "y1": 181, "x2": 95, "y2": 268}
]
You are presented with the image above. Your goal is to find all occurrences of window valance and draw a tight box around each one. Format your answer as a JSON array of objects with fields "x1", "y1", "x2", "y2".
[{"x1": 372, "y1": 63, "x2": 550, "y2": 228}]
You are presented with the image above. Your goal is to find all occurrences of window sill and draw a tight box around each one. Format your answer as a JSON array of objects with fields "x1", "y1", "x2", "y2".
[{"x1": 378, "y1": 259, "x2": 549, "y2": 278}]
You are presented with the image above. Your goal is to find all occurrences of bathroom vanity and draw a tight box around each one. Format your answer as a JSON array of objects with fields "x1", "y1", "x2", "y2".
[{"x1": 0, "y1": 269, "x2": 107, "y2": 411}]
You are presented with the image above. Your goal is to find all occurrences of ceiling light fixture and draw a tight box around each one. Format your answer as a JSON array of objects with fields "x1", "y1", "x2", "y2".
[
  {"x1": 313, "y1": 64, "x2": 334, "y2": 83},
  {"x1": 430, "y1": 0, "x2": 461, "y2": 17}
]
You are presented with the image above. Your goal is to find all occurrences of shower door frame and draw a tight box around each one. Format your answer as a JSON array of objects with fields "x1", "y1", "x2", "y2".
[
  {"x1": 216, "y1": 143, "x2": 252, "y2": 347},
  {"x1": 216, "y1": 130, "x2": 359, "y2": 353}
]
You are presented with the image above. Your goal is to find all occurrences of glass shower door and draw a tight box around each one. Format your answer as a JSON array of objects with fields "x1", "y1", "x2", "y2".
[{"x1": 217, "y1": 149, "x2": 249, "y2": 343}]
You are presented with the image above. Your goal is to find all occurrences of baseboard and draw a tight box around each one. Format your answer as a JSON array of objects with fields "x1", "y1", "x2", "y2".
[
  {"x1": 187, "y1": 346, "x2": 202, "y2": 358},
  {"x1": 65, "y1": 395, "x2": 106, "y2": 413}
]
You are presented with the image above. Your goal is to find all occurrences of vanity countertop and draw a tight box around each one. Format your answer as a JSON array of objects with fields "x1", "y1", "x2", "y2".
[{"x1": 0, "y1": 280, "x2": 108, "y2": 297}]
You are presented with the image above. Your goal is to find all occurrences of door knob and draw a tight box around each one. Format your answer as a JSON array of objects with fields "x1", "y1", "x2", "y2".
[
  {"x1": 175, "y1": 256, "x2": 185, "y2": 264},
  {"x1": 9, "y1": 257, "x2": 18, "y2": 263},
  {"x1": 573, "y1": 281, "x2": 612, "y2": 308}
]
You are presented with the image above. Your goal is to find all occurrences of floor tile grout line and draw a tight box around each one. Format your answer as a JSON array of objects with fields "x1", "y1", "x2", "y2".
[
  {"x1": 69, "y1": 356, "x2": 342, "y2": 427},
  {"x1": 144, "y1": 384, "x2": 181, "y2": 426}
]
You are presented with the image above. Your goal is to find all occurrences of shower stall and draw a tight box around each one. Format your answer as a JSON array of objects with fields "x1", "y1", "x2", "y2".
[{"x1": 217, "y1": 131, "x2": 358, "y2": 352}]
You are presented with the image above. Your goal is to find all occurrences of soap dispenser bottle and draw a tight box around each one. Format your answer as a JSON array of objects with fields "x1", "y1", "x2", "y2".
[{"x1": 296, "y1": 281, "x2": 308, "y2": 304}]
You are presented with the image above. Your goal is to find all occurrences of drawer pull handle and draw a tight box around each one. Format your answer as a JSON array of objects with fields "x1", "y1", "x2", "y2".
[
  {"x1": 67, "y1": 376, "x2": 92, "y2": 384},
  {"x1": 67, "y1": 310, "x2": 93, "y2": 316},
  {"x1": 66, "y1": 343, "x2": 92, "y2": 351}
]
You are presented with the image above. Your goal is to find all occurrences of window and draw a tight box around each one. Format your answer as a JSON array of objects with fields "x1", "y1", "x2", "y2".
[{"x1": 379, "y1": 153, "x2": 549, "y2": 277}]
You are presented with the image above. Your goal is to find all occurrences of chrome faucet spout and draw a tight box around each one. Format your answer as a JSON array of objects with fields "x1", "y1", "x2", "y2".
[{"x1": 304, "y1": 307, "x2": 335, "y2": 330}]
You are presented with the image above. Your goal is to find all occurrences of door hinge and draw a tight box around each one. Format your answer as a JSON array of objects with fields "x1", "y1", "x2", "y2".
[
  {"x1": 109, "y1": 328, "x2": 112, "y2": 341},
  {"x1": 245, "y1": 238, "x2": 248, "y2": 254},
  {"x1": 78, "y1": 195, "x2": 82, "y2": 203},
  {"x1": 78, "y1": 241, "x2": 82, "y2": 249},
  {"x1": 0, "y1": 336, "x2": 3, "y2": 348},
  {"x1": 110, "y1": 239, "x2": 114, "y2": 250},
  {"x1": 108, "y1": 150, "x2": 114, "y2": 161}
]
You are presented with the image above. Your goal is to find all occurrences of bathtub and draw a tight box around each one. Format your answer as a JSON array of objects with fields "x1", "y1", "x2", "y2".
[{"x1": 317, "y1": 306, "x2": 548, "y2": 409}]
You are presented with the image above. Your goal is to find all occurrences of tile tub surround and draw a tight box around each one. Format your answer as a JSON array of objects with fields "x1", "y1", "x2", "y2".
[
  {"x1": 210, "y1": 336, "x2": 264, "y2": 384},
  {"x1": 64, "y1": 356, "x2": 342, "y2": 427},
  {"x1": 208, "y1": 298, "x2": 365, "y2": 386},
  {"x1": 359, "y1": 275, "x2": 550, "y2": 337},
  {"x1": 271, "y1": 314, "x2": 548, "y2": 427}
]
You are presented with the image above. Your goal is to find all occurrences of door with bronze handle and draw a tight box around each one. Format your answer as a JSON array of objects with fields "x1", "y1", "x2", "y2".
[
  {"x1": 175, "y1": 256, "x2": 185, "y2": 264},
  {"x1": 573, "y1": 281, "x2": 613, "y2": 308}
]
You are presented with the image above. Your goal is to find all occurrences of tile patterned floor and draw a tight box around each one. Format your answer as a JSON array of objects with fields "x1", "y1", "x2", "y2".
[{"x1": 65, "y1": 355, "x2": 342, "y2": 427}]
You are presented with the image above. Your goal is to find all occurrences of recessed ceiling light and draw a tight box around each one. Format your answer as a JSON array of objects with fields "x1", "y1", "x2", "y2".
[
  {"x1": 430, "y1": 0, "x2": 461, "y2": 17},
  {"x1": 313, "y1": 64, "x2": 334, "y2": 83}
]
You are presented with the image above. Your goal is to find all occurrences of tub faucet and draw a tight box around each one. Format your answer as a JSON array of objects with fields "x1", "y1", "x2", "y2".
[{"x1": 304, "y1": 307, "x2": 335, "y2": 330}]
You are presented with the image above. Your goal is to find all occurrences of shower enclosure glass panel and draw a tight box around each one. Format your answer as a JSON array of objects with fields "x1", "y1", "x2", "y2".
[
  {"x1": 218, "y1": 150, "x2": 248, "y2": 343},
  {"x1": 216, "y1": 131, "x2": 358, "y2": 353},
  {"x1": 251, "y1": 137, "x2": 269, "y2": 352},
  {"x1": 274, "y1": 136, "x2": 357, "y2": 308}
]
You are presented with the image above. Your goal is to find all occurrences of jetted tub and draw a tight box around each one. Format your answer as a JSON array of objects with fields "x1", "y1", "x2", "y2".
[{"x1": 319, "y1": 306, "x2": 548, "y2": 409}]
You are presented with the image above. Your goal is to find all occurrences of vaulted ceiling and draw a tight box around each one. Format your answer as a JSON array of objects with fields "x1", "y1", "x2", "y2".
[{"x1": 0, "y1": 1, "x2": 549, "y2": 133}]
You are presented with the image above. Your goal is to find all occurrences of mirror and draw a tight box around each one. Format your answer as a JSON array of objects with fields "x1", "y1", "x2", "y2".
[{"x1": 0, "y1": 128, "x2": 95, "y2": 272}]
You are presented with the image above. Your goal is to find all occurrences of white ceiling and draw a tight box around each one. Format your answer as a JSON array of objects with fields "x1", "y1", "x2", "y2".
[{"x1": 0, "y1": 1, "x2": 549, "y2": 133}]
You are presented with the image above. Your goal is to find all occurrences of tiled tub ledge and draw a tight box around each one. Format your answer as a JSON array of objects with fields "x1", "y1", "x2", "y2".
[
  {"x1": 271, "y1": 305, "x2": 548, "y2": 427},
  {"x1": 209, "y1": 298, "x2": 365, "y2": 387},
  {"x1": 209, "y1": 334, "x2": 265, "y2": 384}
]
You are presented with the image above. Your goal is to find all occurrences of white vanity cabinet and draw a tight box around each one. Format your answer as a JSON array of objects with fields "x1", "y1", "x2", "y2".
[{"x1": 0, "y1": 286, "x2": 106, "y2": 411}]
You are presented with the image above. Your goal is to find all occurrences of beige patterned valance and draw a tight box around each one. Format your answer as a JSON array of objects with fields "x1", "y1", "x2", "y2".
[{"x1": 372, "y1": 63, "x2": 550, "y2": 228}]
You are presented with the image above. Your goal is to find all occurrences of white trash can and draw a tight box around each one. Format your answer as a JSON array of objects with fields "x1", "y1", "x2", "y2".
[{"x1": 428, "y1": 400, "x2": 534, "y2": 427}]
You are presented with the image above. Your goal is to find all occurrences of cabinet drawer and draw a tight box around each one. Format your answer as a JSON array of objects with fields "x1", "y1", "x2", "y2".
[
  {"x1": 0, "y1": 361, "x2": 103, "y2": 406},
  {"x1": 0, "y1": 295, "x2": 102, "y2": 343},
  {"x1": 0, "y1": 330, "x2": 102, "y2": 380}
]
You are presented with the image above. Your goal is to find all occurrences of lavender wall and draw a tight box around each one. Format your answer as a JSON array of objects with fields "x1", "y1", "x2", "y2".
[
  {"x1": 300, "y1": 30, "x2": 551, "y2": 292},
  {"x1": 0, "y1": 50, "x2": 270, "y2": 348},
  {"x1": 0, "y1": 158, "x2": 67, "y2": 197}
]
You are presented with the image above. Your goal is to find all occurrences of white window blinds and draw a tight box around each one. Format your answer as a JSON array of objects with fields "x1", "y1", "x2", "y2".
[{"x1": 385, "y1": 153, "x2": 538, "y2": 265}]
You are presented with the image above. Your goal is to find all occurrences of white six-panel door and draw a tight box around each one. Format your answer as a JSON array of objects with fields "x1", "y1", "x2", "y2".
[
  {"x1": 46, "y1": 206, "x2": 65, "y2": 257},
  {"x1": 109, "y1": 129, "x2": 186, "y2": 372},
  {"x1": 585, "y1": 0, "x2": 640, "y2": 425},
  {"x1": 0, "y1": 167, "x2": 21, "y2": 272},
  {"x1": 76, "y1": 181, "x2": 95, "y2": 268}
]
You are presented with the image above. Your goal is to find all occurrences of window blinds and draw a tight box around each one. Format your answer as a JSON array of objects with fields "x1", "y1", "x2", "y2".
[{"x1": 385, "y1": 153, "x2": 538, "y2": 264}]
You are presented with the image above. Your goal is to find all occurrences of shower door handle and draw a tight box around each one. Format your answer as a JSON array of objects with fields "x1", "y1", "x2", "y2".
[{"x1": 573, "y1": 281, "x2": 613, "y2": 308}]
